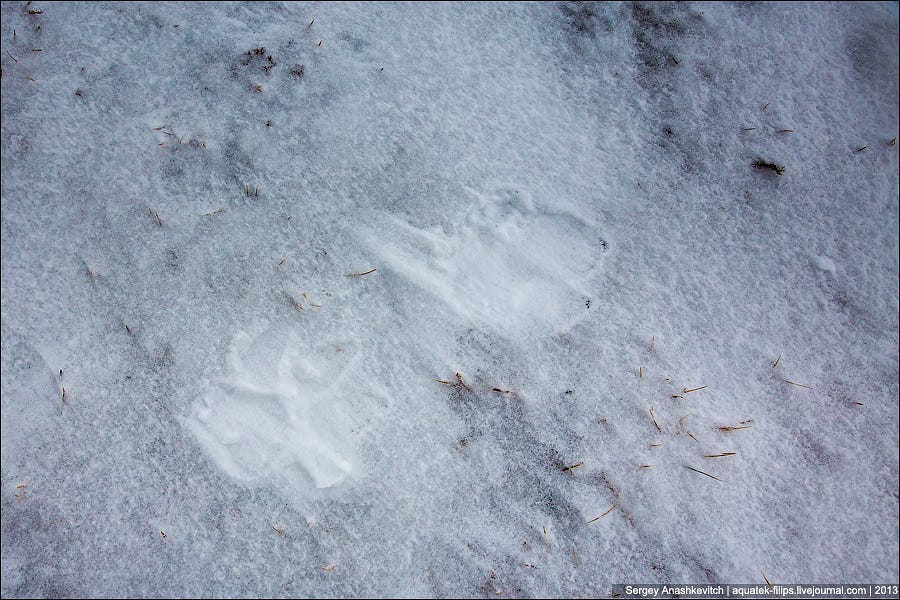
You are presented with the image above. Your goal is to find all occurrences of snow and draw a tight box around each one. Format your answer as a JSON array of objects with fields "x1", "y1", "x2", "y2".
[
  {"x1": 2, "y1": 1, "x2": 898, "y2": 597},
  {"x1": 186, "y1": 329, "x2": 361, "y2": 493}
]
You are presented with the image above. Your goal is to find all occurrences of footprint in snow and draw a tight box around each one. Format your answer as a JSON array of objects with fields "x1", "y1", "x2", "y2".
[
  {"x1": 185, "y1": 328, "x2": 369, "y2": 497},
  {"x1": 361, "y1": 185, "x2": 607, "y2": 333}
]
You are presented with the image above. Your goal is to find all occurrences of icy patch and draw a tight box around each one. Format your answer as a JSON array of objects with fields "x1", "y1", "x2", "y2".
[
  {"x1": 362, "y1": 186, "x2": 606, "y2": 333},
  {"x1": 185, "y1": 329, "x2": 361, "y2": 494}
]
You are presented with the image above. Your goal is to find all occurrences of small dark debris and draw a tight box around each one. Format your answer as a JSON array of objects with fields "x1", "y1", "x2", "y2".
[
  {"x1": 585, "y1": 299, "x2": 591, "y2": 309},
  {"x1": 565, "y1": 389, "x2": 573, "y2": 394},
  {"x1": 854, "y1": 146, "x2": 867, "y2": 153},
  {"x1": 74, "y1": 89, "x2": 83, "y2": 97},
  {"x1": 265, "y1": 119, "x2": 272, "y2": 127},
  {"x1": 752, "y1": 159, "x2": 785, "y2": 176},
  {"x1": 290, "y1": 64, "x2": 305, "y2": 78}
]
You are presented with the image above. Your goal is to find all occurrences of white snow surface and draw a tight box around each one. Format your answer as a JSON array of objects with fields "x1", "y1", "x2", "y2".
[{"x1": 2, "y1": 1, "x2": 898, "y2": 597}]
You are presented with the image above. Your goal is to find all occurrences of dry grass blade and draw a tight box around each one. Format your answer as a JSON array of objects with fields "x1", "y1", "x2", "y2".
[
  {"x1": 762, "y1": 571, "x2": 773, "y2": 589},
  {"x1": 639, "y1": 464, "x2": 653, "y2": 469},
  {"x1": 436, "y1": 374, "x2": 471, "y2": 390},
  {"x1": 272, "y1": 526, "x2": 285, "y2": 535},
  {"x1": 203, "y1": 208, "x2": 224, "y2": 217},
  {"x1": 289, "y1": 296, "x2": 305, "y2": 312},
  {"x1": 682, "y1": 385, "x2": 707, "y2": 394},
  {"x1": 685, "y1": 465, "x2": 722, "y2": 482},
  {"x1": 703, "y1": 452, "x2": 736, "y2": 458},
  {"x1": 718, "y1": 424, "x2": 752, "y2": 432},
  {"x1": 649, "y1": 407, "x2": 661, "y2": 431},
  {"x1": 772, "y1": 354, "x2": 781, "y2": 368},
  {"x1": 782, "y1": 379, "x2": 812, "y2": 389},
  {"x1": 455, "y1": 372, "x2": 470, "y2": 390},
  {"x1": 344, "y1": 268, "x2": 376, "y2": 277},
  {"x1": 561, "y1": 462, "x2": 583, "y2": 473},
  {"x1": 586, "y1": 504, "x2": 617, "y2": 523},
  {"x1": 600, "y1": 474, "x2": 621, "y2": 504},
  {"x1": 492, "y1": 387, "x2": 512, "y2": 394}
]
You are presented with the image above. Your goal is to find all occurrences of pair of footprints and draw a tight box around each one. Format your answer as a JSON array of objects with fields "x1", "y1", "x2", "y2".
[{"x1": 188, "y1": 186, "x2": 610, "y2": 494}]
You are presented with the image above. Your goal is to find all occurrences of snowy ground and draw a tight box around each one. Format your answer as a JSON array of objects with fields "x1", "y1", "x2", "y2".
[{"x1": 2, "y1": 1, "x2": 898, "y2": 597}]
